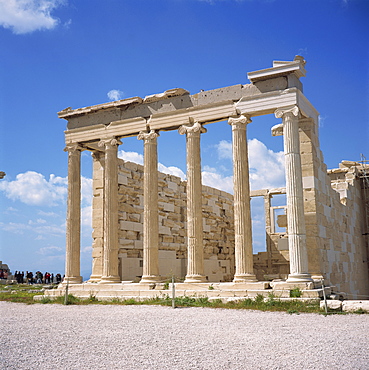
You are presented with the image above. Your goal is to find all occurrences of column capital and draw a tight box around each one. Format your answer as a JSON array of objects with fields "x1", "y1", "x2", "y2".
[
  {"x1": 91, "y1": 151, "x2": 103, "y2": 160},
  {"x1": 228, "y1": 114, "x2": 252, "y2": 126},
  {"x1": 274, "y1": 105, "x2": 300, "y2": 119},
  {"x1": 64, "y1": 143, "x2": 84, "y2": 153},
  {"x1": 178, "y1": 121, "x2": 207, "y2": 136},
  {"x1": 98, "y1": 137, "x2": 122, "y2": 149},
  {"x1": 137, "y1": 129, "x2": 159, "y2": 142}
]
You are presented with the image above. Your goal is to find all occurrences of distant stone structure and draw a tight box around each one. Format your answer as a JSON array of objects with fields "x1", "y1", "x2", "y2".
[
  {"x1": 0, "y1": 261, "x2": 11, "y2": 284},
  {"x1": 0, "y1": 261, "x2": 10, "y2": 272},
  {"x1": 45, "y1": 56, "x2": 368, "y2": 300}
]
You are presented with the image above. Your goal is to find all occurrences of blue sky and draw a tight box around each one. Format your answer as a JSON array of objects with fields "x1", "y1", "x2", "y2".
[{"x1": 0, "y1": 0, "x2": 368, "y2": 279}]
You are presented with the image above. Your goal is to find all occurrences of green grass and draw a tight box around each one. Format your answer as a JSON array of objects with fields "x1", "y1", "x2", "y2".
[
  {"x1": 289, "y1": 287, "x2": 302, "y2": 298},
  {"x1": 0, "y1": 284, "x2": 46, "y2": 304},
  {"x1": 0, "y1": 284, "x2": 367, "y2": 314}
]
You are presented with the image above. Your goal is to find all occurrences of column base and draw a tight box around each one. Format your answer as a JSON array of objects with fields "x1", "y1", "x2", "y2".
[
  {"x1": 88, "y1": 275, "x2": 102, "y2": 283},
  {"x1": 184, "y1": 274, "x2": 207, "y2": 283},
  {"x1": 286, "y1": 273, "x2": 313, "y2": 283},
  {"x1": 310, "y1": 274, "x2": 324, "y2": 281},
  {"x1": 233, "y1": 274, "x2": 257, "y2": 283},
  {"x1": 99, "y1": 276, "x2": 121, "y2": 284},
  {"x1": 62, "y1": 276, "x2": 82, "y2": 284},
  {"x1": 140, "y1": 275, "x2": 162, "y2": 284}
]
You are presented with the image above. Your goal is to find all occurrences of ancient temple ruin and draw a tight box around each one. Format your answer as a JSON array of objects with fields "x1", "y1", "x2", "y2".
[{"x1": 47, "y1": 57, "x2": 369, "y2": 300}]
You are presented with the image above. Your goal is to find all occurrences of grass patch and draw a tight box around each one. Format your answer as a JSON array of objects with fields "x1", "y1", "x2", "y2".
[
  {"x1": 290, "y1": 287, "x2": 302, "y2": 298},
  {"x1": 1, "y1": 284, "x2": 367, "y2": 314},
  {"x1": 0, "y1": 284, "x2": 45, "y2": 304}
]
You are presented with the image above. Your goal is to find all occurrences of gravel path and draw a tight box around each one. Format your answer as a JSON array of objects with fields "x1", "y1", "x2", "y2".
[{"x1": 1, "y1": 301, "x2": 368, "y2": 370}]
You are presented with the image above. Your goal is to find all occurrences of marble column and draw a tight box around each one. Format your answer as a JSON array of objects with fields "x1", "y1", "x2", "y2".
[
  {"x1": 89, "y1": 151, "x2": 104, "y2": 282},
  {"x1": 64, "y1": 143, "x2": 83, "y2": 284},
  {"x1": 228, "y1": 115, "x2": 256, "y2": 282},
  {"x1": 179, "y1": 121, "x2": 206, "y2": 283},
  {"x1": 274, "y1": 106, "x2": 312, "y2": 282},
  {"x1": 138, "y1": 130, "x2": 161, "y2": 283},
  {"x1": 98, "y1": 137, "x2": 122, "y2": 284},
  {"x1": 264, "y1": 193, "x2": 272, "y2": 270}
]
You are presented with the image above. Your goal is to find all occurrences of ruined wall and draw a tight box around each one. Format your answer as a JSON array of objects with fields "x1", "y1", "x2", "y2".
[
  {"x1": 325, "y1": 165, "x2": 369, "y2": 297},
  {"x1": 92, "y1": 158, "x2": 235, "y2": 282},
  {"x1": 299, "y1": 118, "x2": 369, "y2": 298}
]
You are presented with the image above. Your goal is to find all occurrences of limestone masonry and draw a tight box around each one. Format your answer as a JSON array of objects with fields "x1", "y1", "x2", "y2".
[
  {"x1": 91, "y1": 158, "x2": 235, "y2": 283},
  {"x1": 44, "y1": 56, "x2": 368, "y2": 301}
]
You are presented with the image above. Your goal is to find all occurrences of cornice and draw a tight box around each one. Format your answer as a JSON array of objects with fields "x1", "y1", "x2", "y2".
[{"x1": 247, "y1": 56, "x2": 306, "y2": 83}]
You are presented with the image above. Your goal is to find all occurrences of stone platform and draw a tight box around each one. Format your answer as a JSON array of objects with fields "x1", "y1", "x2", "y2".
[{"x1": 37, "y1": 280, "x2": 331, "y2": 302}]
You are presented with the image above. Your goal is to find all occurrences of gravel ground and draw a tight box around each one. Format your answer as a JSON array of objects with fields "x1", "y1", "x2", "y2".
[{"x1": 1, "y1": 301, "x2": 368, "y2": 370}]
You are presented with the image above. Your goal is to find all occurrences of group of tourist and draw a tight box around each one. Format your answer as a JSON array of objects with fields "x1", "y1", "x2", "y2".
[
  {"x1": 13, "y1": 271, "x2": 63, "y2": 284},
  {"x1": 0, "y1": 269, "x2": 8, "y2": 279}
]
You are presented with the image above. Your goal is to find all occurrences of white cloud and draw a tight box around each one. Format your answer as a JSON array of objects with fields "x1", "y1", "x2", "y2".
[
  {"x1": 0, "y1": 171, "x2": 67, "y2": 206},
  {"x1": 215, "y1": 138, "x2": 285, "y2": 191},
  {"x1": 37, "y1": 245, "x2": 63, "y2": 255},
  {"x1": 118, "y1": 150, "x2": 143, "y2": 165},
  {"x1": 38, "y1": 210, "x2": 58, "y2": 217},
  {"x1": 81, "y1": 177, "x2": 93, "y2": 204},
  {"x1": 28, "y1": 218, "x2": 47, "y2": 225},
  {"x1": 107, "y1": 89, "x2": 124, "y2": 101},
  {"x1": 0, "y1": 222, "x2": 28, "y2": 235},
  {"x1": 248, "y1": 138, "x2": 285, "y2": 190},
  {"x1": 217, "y1": 140, "x2": 233, "y2": 160},
  {"x1": 3, "y1": 207, "x2": 19, "y2": 215},
  {"x1": 201, "y1": 165, "x2": 233, "y2": 193},
  {"x1": 81, "y1": 205, "x2": 92, "y2": 228},
  {"x1": 0, "y1": 219, "x2": 65, "y2": 236},
  {"x1": 318, "y1": 115, "x2": 327, "y2": 128},
  {"x1": 0, "y1": 171, "x2": 92, "y2": 208},
  {"x1": 0, "y1": 0, "x2": 65, "y2": 34},
  {"x1": 82, "y1": 246, "x2": 92, "y2": 253},
  {"x1": 158, "y1": 163, "x2": 186, "y2": 180}
]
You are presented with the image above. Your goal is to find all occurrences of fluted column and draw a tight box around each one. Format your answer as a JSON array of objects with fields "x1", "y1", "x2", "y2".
[
  {"x1": 229, "y1": 115, "x2": 256, "y2": 282},
  {"x1": 64, "y1": 143, "x2": 83, "y2": 284},
  {"x1": 89, "y1": 151, "x2": 104, "y2": 282},
  {"x1": 179, "y1": 121, "x2": 206, "y2": 283},
  {"x1": 98, "y1": 137, "x2": 122, "y2": 284},
  {"x1": 264, "y1": 193, "x2": 272, "y2": 270},
  {"x1": 275, "y1": 106, "x2": 312, "y2": 282},
  {"x1": 138, "y1": 130, "x2": 161, "y2": 283}
]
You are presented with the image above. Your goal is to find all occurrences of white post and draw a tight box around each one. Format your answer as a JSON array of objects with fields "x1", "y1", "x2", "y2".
[
  {"x1": 63, "y1": 143, "x2": 83, "y2": 284},
  {"x1": 229, "y1": 115, "x2": 256, "y2": 282},
  {"x1": 90, "y1": 151, "x2": 104, "y2": 282},
  {"x1": 275, "y1": 106, "x2": 312, "y2": 282},
  {"x1": 98, "y1": 137, "x2": 122, "y2": 284},
  {"x1": 138, "y1": 130, "x2": 161, "y2": 283},
  {"x1": 179, "y1": 121, "x2": 206, "y2": 283}
]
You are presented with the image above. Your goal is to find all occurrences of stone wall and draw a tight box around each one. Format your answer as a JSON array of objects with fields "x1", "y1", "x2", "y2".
[
  {"x1": 324, "y1": 163, "x2": 369, "y2": 297},
  {"x1": 299, "y1": 118, "x2": 369, "y2": 298},
  {"x1": 92, "y1": 157, "x2": 235, "y2": 282}
]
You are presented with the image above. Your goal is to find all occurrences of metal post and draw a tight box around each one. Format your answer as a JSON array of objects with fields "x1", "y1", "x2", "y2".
[
  {"x1": 64, "y1": 281, "x2": 69, "y2": 305},
  {"x1": 321, "y1": 279, "x2": 328, "y2": 314},
  {"x1": 171, "y1": 276, "x2": 175, "y2": 309}
]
